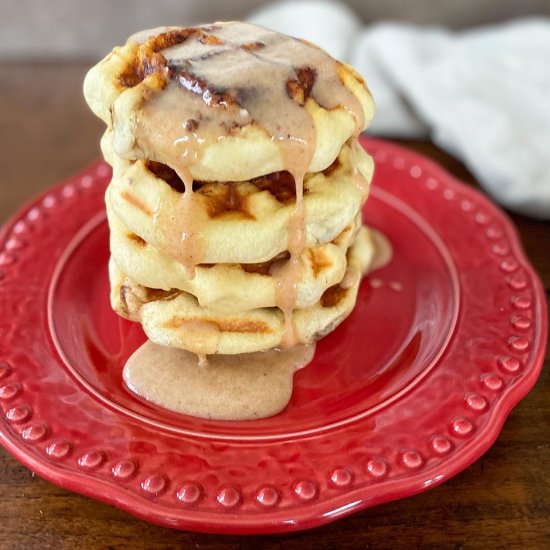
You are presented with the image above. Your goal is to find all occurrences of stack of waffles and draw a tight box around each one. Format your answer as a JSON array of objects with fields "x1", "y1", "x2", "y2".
[{"x1": 84, "y1": 22, "x2": 376, "y2": 356}]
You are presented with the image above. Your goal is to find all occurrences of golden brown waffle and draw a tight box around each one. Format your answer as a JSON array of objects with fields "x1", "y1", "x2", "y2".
[
  {"x1": 84, "y1": 22, "x2": 375, "y2": 182},
  {"x1": 105, "y1": 137, "x2": 372, "y2": 264},
  {"x1": 108, "y1": 203, "x2": 362, "y2": 312}
]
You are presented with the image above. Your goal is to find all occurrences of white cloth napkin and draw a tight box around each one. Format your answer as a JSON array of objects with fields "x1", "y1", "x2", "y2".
[{"x1": 249, "y1": 1, "x2": 550, "y2": 219}]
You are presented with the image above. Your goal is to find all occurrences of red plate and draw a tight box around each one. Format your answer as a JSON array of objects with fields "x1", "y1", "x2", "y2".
[{"x1": 0, "y1": 138, "x2": 546, "y2": 534}]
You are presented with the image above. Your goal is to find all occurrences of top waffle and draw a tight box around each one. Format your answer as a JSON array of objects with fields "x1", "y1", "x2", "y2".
[{"x1": 83, "y1": 22, "x2": 375, "y2": 183}]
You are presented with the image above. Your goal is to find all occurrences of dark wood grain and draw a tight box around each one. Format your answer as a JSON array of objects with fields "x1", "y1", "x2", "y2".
[{"x1": 0, "y1": 63, "x2": 548, "y2": 550}]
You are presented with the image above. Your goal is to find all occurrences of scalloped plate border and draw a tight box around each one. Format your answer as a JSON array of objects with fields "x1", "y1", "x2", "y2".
[{"x1": 0, "y1": 138, "x2": 546, "y2": 534}]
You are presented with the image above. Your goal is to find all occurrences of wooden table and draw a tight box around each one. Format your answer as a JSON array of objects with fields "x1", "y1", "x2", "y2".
[{"x1": 0, "y1": 63, "x2": 548, "y2": 549}]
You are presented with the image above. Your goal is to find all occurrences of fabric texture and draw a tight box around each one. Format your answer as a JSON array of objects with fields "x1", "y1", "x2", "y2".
[{"x1": 250, "y1": 1, "x2": 550, "y2": 218}]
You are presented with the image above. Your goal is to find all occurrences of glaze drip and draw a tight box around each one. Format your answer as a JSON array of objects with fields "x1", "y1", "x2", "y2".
[{"x1": 123, "y1": 340, "x2": 316, "y2": 420}]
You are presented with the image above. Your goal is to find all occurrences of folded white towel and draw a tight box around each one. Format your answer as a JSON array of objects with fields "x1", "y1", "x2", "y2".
[{"x1": 249, "y1": 1, "x2": 550, "y2": 219}]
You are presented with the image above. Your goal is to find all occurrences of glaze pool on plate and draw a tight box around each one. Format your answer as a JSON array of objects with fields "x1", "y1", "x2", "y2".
[{"x1": 48, "y1": 187, "x2": 459, "y2": 440}]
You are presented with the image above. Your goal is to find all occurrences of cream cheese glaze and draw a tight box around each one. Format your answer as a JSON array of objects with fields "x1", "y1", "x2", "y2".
[{"x1": 123, "y1": 340, "x2": 316, "y2": 420}]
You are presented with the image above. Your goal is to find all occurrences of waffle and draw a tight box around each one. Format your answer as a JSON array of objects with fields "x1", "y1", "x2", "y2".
[
  {"x1": 84, "y1": 23, "x2": 375, "y2": 182},
  {"x1": 108, "y1": 204, "x2": 362, "y2": 312},
  {"x1": 105, "y1": 135, "x2": 372, "y2": 264}
]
